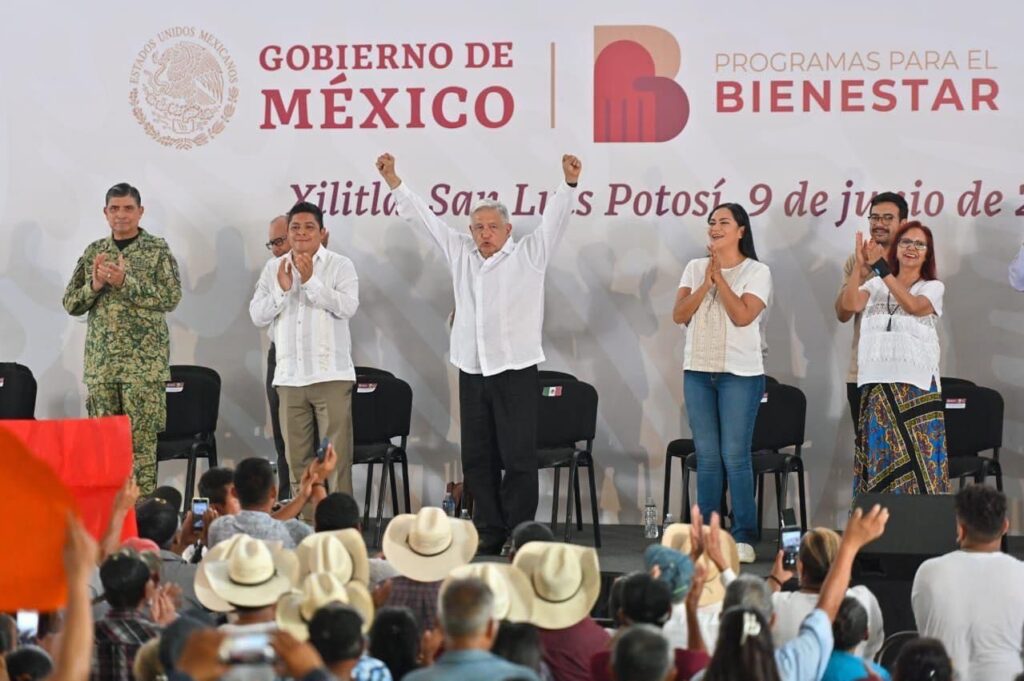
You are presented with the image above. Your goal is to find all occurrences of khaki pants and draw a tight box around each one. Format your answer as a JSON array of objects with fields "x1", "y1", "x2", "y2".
[{"x1": 277, "y1": 380, "x2": 354, "y2": 512}]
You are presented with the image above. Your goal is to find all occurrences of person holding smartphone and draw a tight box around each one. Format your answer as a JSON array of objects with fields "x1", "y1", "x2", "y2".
[{"x1": 672, "y1": 203, "x2": 772, "y2": 564}]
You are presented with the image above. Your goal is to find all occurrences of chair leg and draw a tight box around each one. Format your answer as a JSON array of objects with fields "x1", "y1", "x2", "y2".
[
  {"x1": 373, "y1": 456, "x2": 391, "y2": 549},
  {"x1": 776, "y1": 472, "x2": 789, "y2": 531},
  {"x1": 362, "y1": 463, "x2": 374, "y2": 531},
  {"x1": 662, "y1": 453, "x2": 673, "y2": 523},
  {"x1": 796, "y1": 467, "x2": 808, "y2": 531},
  {"x1": 208, "y1": 436, "x2": 218, "y2": 468},
  {"x1": 184, "y1": 442, "x2": 199, "y2": 509},
  {"x1": 586, "y1": 462, "x2": 602, "y2": 548},
  {"x1": 550, "y1": 468, "x2": 561, "y2": 532},
  {"x1": 682, "y1": 465, "x2": 692, "y2": 523},
  {"x1": 756, "y1": 474, "x2": 765, "y2": 541},
  {"x1": 400, "y1": 456, "x2": 411, "y2": 513},
  {"x1": 773, "y1": 472, "x2": 784, "y2": 530},
  {"x1": 573, "y1": 468, "x2": 584, "y2": 531},
  {"x1": 564, "y1": 461, "x2": 578, "y2": 543},
  {"x1": 388, "y1": 459, "x2": 400, "y2": 518}
]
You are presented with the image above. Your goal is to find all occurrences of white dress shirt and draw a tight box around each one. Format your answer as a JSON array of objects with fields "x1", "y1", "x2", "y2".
[
  {"x1": 392, "y1": 181, "x2": 576, "y2": 376},
  {"x1": 249, "y1": 245, "x2": 359, "y2": 386}
]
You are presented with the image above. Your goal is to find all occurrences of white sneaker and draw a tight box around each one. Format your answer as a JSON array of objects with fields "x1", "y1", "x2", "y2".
[{"x1": 737, "y1": 542, "x2": 756, "y2": 564}]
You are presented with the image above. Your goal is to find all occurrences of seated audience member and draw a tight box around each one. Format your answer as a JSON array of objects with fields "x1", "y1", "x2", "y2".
[
  {"x1": 404, "y1": 577, "x2": 539, "y2": 681},
  {"x1": 149, "y1": 485, "x2": 183, "y2": 513},
  {"x1": 659, "y1": 510, "x2": 739, "y2": 653},
  {"x1": 131, "y1": 637, "x2": 163, "y2": 681},
  {"x1": 381, "y1": 508, "x2": 477, "y2": 634},
  {"x1": 892, "y1": 638, "x2": 953, "y2": 681},
  {"x1": 172, "y1": 628, "x2": 335, "y2": 681},
  {"x1": 508, "y1": 521, "x2": 555, "y2": 562},
  {"x1": 368, "y1": 607, "x2": 422, "y2": 681},
  {"x1": 911, "y1": 484, "x2": 1024, "y2": 681},
  {"x1": 767, "y1": 528, "x2": 883, "y2": 659},
  {"x1": 207, "y1": 454, "x2": 335, "y2": 548},
  {"x1": 513, "y1": 542, "x2": 608, "y2": 681},
  {"x1": 91, "y1": 553, "x2": 163, "y2": 681},
  {"x1": 314, "y1": 491, "x2": 362, "y2": 532},
  {"x1": 611, "y1": 624, "x2": 676, "y2": 681},
  {"x1": 308, "y1": 603, "x2": 393, "y2": 681},
  {"x1": 4, "y1": 645, "x2": 53, "y2": 681},
  {"x1": 135, "y1": 497, "x2": 201, "y2": 610},
  {"x1": 821, "y1": 598, "x2": 889, "y2": 681},
  {"x1": 157, "y1": 614, "x2": 212, "y2": 679},
  {"x1": 198, "y1": 467, "x2": 241, "y2": 518},
  {"x1": 492, "y1": 621, "x2": 547, "y2": 680},
  {"x1": 277, "y1": 572, "x2": 375, "y2": 641},
  {"x1": 692, "y1": 505, "x2": 889, "y2": 681},
  {"x1": 592, "y1": 571, "x2": 710, "y2": 681}
]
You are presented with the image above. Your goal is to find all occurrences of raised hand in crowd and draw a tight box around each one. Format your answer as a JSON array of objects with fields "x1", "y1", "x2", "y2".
[
  {"x1": 768, "y1": 549, "x2": 796, "y2": 593},
  {"x1": 816, "y1": 504, "x2": 889, "y2": 621},
  {"x1": 150, "y1": 583, "x2": 180, "y2": 626},
  {"x1": 376, "y1": 153, "x2": 401, "y2": 189},
  {"x1": 48, "y1": 513, "x2": 98, "y2": 681},
  {"x1": 562, "y1": 154, "x2": 582, "y2": 184},
  {"x1": 173, "y1": 506, "x2": 218, "y2": 554},
  {"x1": 99, "y1": 476, "x2": 140, "y2": 561}
]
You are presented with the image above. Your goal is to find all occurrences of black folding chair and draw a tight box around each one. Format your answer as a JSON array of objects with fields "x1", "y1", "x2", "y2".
[
  {"x1": 352, "y1": 368, "x2": 412, "y2": 549},
  {"x1": 537, "y1": 375, "x2": 602, "y2": 547},
  {"x1": 0, "y1": 362, "x2": 37, "y2": 419},
  {"x1": 875, "y1": 631, "x2": 919, "y2": 671},
  {"x1": 157, "y1": 365, "x2": 220, "y2": 507},
  {"x1": 943, "y1": 382, "x2": 1003, "y2": 490},
  {"x1": 670, "y1": 379, "x2": 808, "y2": 537}
]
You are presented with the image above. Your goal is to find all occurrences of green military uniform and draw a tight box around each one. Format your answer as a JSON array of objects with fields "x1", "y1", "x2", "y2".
[{"x1": 62, "y1": 228, "x2": 181, "y2": 494}]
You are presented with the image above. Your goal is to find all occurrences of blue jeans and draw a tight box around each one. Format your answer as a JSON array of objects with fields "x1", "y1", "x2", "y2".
[{"x1": 684, "y1": 370, "x2": 765, "y2": 544}]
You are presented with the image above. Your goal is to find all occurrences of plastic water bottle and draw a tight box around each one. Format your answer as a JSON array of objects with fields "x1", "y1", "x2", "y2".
[
  {"x1": 663, "y1": 512, "x2": 675, "y2": 538},
  {"x1": 460, "y1": 508, "x2": 471, "y2": 520},
  {"x1": 442, "y1": 491, "x2": 456, "y2": 517},
  {"x1": 643, "y1": 498, "x2": 659, "y2": 539}
]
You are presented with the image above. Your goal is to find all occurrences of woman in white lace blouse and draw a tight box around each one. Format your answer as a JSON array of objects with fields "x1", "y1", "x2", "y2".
[{"x1": 839, "y1": 221, "x2": 950, "y2": 496}]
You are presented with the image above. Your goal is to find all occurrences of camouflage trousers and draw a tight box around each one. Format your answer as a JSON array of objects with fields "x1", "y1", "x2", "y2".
[{"x1": 86, "y1": 381, "x2": 165, "y2": 495}]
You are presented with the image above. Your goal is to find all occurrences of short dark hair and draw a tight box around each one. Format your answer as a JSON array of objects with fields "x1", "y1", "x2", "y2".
[
  {"x1": 870, "y1": 191, "x2": 909, "y2": 221},
  {"x1": 105, "y1": 182, "x2": 142, "y2": 207},
  {"x1": 287, "y1": 201, "x2": 324, "y2": 230},
  {"x1": 150, "y1": 486, "x2": 183, "y2": 513},
  {"x1": 315, "y1": 492, "x2": 361, "y2": 532},
  {"x1": 136, "y1": 498, "x2": 180, "y2": 549},
  {"x1": 308, "y1": 604, "x2": 364, "y2": 664},
  {"x1": 619, "y1": 572, "x2": 672, "y2": 626},
  {"x1": 0, "y1": 614, "x2": 15, "y2": 654},
  {"x1": 832, "y1": 597, "x2": 868, "y2": 651},
  {"x1": 611, "y1": 624, "x2": 673, "y2": 681},
  {"x1": 159, "y1": 614, "x2": 213, "y2": 672},
  {"x1": 440, "y1": 578, "x2": 493, "y2": 637},
  {"x1": 99, "y1": 553, "x2": 151, "y2": 609},
  {"x1": 491, "y1": 621, "x2": 542, "y2": 672},
  {"x1": 894, "y1": 638, "x2": 953, "y2": 681},
  {"x1": 233, "y1": 458, "x2": 276, "y2": 508},
  {"x1": 5, "y1": 645, "x2": 54, "y2": 681},
  {"x1": 199, "y1": 467, "x2": 235, "y2": 506},
  {"x1": 368, "y1": 607, "x2": 420, "y2": 681},
  {"x1": 955, "y1": 484, "x2": 1006, "y2": 543},
  {"x1": 511, "y1": 521, "x2": 554, "y2": 553}
]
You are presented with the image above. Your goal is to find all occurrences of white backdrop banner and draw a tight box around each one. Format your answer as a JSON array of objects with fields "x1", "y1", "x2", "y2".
[{"x1": 2, "y1": 1, "x2": 1022, "y2": 528}]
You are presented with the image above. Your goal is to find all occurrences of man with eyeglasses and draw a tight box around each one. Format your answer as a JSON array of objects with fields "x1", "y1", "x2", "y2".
[
  {"x1": 834, "y1": 191, "x2": 908, "y2": 431},
  {"x1": 261, "y1": 215, "x2": 330, "y2": 494}
]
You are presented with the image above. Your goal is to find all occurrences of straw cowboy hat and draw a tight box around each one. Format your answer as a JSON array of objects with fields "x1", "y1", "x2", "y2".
[
  {"x1": 382, "y1": 507, "x2": 478, "y2": 583},
  {"x1": 194, "y1": 534, "x2": 298, "y2": 612},
  {"x1": 295, "y1": 529, "x2": 370, "y2": 586},
  {"x1": 661, "y1": 523, "x2": 740, "y2": 606},
  {"x1": 445, "y1": 563, "x2": 534, "y2": 623},
  {"x1": 512, "y1": 542, "x2": 601, "y2": 630},
  {"x1": 277, "y1": 572, "x2": 375, "y2": 638}
]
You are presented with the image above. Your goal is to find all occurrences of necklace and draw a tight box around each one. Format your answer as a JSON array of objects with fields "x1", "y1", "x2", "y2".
[{"x1": 885, "y1": 279, "x2": 920, "y2": 331}]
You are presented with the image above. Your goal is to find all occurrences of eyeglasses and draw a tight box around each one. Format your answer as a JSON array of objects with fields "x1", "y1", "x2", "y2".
[
  {"x1": 265, "y1": 237, "x2": 287, "y2": 250},
  {"x1": 897, "y1": 238, "x2": 928, "y2": 251},
  {"x1": 868, "y1": 214, "x2": 898, "y2": 225}
]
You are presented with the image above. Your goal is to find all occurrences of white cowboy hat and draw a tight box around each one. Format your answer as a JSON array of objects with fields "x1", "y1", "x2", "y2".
[
  {"x1": 295, "y1": 529, "x2": 370, "y2": 586},
  {"x1": 382, "y1": 507, "x2": 478, "y2": 583},
  {"x1": 276, "y1": 572, "x2": 375, "y2": 639},
  {"x1": 661, "y1": 523, "x2": 740, "y2": 606},
  {"x1": 445, "y1": 563, "x2": 534, "y2": 623},
  {"x1": 512, "y1": 542, "x2": 600, "y2": 630},
  {"x1": 195, "y1": 535, "x2": 298, "y2": 612}
]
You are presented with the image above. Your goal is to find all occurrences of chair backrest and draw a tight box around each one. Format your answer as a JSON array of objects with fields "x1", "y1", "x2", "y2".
[
  {"x1": 354, "y1": 366, "x2": 395, "y2": 379},
  {"x1": 875, "y1": 630, "x2": 919, "y2": 669},
  {"x1": 0, "y1": 362, "x2": 37, "y2": 419},
  {"x1": 943, "y1": 383, "x2": 1003, "y2": 456},
  {"x1": 352, "y1": 374, "x2": 412, "y2": 444},
  {"x1": 162, "y1": 365, "x2": 221, "y2": 437},
  {"x1": 538, "y1": 369, "x2": 578, "y2": 382},
  {"x1": 941, "y1": 376, "x2": 975, "y2": 388},
  {"x1": 751, "y1": 382, "x2": 807, "y2": 452},
  {"x1": 537, "y1": 377, "x2": 598, "y2": 449}
]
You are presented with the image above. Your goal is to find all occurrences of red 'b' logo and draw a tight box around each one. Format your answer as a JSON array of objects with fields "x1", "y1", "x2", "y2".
[{"x1": 594, "y1": 26, "x2": 689, "y2": 143}]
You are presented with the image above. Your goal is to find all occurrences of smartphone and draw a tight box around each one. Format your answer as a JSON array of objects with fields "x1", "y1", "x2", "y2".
[
  {"x1": 780, "y1": 526, "x2": 802, "y2": 570},
  {"x1": 219, "y1": 631, "x2": 276, "y2": 665},
  {"x1": 316, "y1": 436, "x2": 330, "y2": 463},
  {"x1": 191, "y1": 497, "x2": 209, "y2": 531},
  {"x1": 16, "y1": 611, "x2": 38, "y2": 637}
]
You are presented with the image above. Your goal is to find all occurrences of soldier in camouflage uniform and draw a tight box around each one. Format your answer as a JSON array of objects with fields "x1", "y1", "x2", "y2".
[{"x1": 62, "y1": 183, "x2": 182, "y2": 494}]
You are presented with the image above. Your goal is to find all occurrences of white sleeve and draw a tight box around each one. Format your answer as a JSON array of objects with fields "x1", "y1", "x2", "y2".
[
  {"x1": 859, "y1": 276, "x2": 882, "y2": 296},
  {"x1": 249, "y1": 258, "x2": 288, "y2": 328},
  {"x1": 520, "y1": 181, "x2": 576, "y2": 269},
  {"x1": 744, "y1": 262, "x2": 772, "y2": 305},
  {"x1": 679, "y1": 259, "x2": 702, "y2": 290},
  {"x1": 302, "y1": 258, "x2": 359, "y2": 319},
  {"x1": 918, "y1": 280, "x2": 945, "y2": 317},
  {"x1": 391, "y1": 183, "x2": 465, "y2": 264}
]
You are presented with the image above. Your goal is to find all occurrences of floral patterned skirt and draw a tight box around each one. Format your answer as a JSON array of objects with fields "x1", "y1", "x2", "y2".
[{"x1": 854, "y1": 382, "x2": 951, "y2": 496}]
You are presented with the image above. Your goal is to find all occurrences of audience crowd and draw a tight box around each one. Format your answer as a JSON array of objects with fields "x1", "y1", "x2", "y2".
[{"x1": 3, "y1": 465, "x2": 1021, "y2": 681}]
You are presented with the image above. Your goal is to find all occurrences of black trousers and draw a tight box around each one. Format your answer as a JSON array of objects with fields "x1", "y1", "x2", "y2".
[
  {"x1": 266, "y1": 343, "x2": 291, "y2": 492},
  {"x1": 847, "y1": 382, "x2": 862, "y2": 437},
  {"x1": 460, "y1": 365, "x2": 539, "y2": 544}
]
